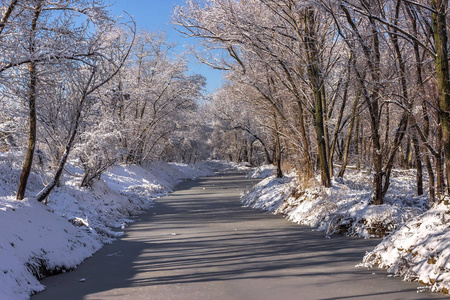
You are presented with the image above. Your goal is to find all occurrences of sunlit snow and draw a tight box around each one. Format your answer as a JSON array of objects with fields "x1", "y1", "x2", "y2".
[{"x1": 0, "y1": 156, "x2": 225, "y2": 300}]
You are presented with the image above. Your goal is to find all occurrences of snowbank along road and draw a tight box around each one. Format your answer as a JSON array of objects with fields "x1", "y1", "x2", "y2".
[{"x1": 32, "y1": 171, "x2": 447, "y2": 300}]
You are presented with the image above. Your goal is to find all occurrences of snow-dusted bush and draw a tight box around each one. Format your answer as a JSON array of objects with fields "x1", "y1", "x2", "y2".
[
  {"x1": 72, "y1": 119, "x2": 123, "y2": 187},
  {"x1": 242, "y1": 173, "x2": 297, "y2": 211},
  {"x1": 0, "y1": 119, "x2": 20, "y2": 151},
  {"x1": 246, "y1": 164, "x2": 276, "y2": 179},
  {"x1": 360, "y1": 203, "x2": 450, "y2": 294},
  {"x1": 226, "y1": 161, "x2": 253, "y2": 171},
  {"x1": 242, "y1": 169, "x2": 429, "y2": 238}
]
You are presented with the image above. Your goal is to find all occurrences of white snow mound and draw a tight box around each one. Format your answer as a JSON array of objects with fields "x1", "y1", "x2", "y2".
[
  {"x1": 242, "y1": 169, "x2": 429, "y2": 238},
  {"x1": 361, "y1": 202, "x2": 450, "y2": 294}
]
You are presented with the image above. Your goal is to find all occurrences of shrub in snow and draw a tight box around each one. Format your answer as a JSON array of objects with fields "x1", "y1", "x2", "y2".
[
  {"x1": 242, "y1": 169, "x2": 429, "y2": 238},
  {"x1": 246, "y1": 164, "x2": 276, "y2": 179},
  {"x1": 360, "y1": 202, "x2": 450, "y2": 294},
  {"x1": 242, "y1": 168, "x2": 450, "y2": 294},
  {"x1": 72, "y1": 120, "x2": 123, "y2": 187},
  {"x1": 226, "y1": 161, "x2": 253, "y2": 171},
  {"x1": 0, "y1": 120, "x2": 20, "y2": 151},
  {"x1": 242, "y1": 174, "x2": 296, "y2": 211}
]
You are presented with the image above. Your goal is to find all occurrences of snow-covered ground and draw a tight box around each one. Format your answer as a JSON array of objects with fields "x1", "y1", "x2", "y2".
[
  {"x1": 361, "y1": 202, "x2": 450, "y2": 294},
  {"x1": 241, "y1": 165, "x2": 449, "y2": 294},
  {"x1": 3, "y1": 158, "x2": 448, "y2": 298},
  {"x1": 242, "y1": 167, "x2": 428, "y2": 238},
  {"x1": 246, "y1": 164, "x2": 276, "y2": 179},
  {"x1": 0, "y1": 156, "x2": 228, "y2": 300}
]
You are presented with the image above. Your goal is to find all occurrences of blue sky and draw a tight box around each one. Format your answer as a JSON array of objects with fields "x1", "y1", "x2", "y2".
[{"x1": 109, "y1": 0, "x2": 224, "y2": 94}]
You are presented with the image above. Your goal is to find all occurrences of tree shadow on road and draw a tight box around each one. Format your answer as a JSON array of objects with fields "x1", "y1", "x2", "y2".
[{"x1": 32, "y1": 172, "x2": 442, "y2": 300}]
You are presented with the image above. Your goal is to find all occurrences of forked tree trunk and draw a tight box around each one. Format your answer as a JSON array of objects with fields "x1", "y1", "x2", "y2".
[
  {"x1": 338, "y1": 90, "x2": 361, "y2": 178},
  {"x1": 341, "y1": 2, "x2": 383, "y2": 203},
  {"x1": 330, "y1": 58, "x2": 351, "y2": 177},
  {"x1": 36, "y1": 71, "x2": 96, "y2": 202}
]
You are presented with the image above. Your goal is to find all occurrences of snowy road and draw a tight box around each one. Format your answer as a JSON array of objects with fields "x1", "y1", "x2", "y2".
[{"x1": 32, "y1": 172, "x2": 446, "y2": 300}]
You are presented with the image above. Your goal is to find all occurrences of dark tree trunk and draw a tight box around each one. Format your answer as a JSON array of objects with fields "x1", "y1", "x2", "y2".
[
  {"x1": 356, "y1": 113, "x2": 361, "y2": 171},
  {"x1": 16, "y1": 2, "x2": 42, "y2": 200},
  {"x1": 432, "y1": 0, "x2": 450, "y2": 198},
  {"x1": 17, "y1": 61, "x2": 37, "y2": 200},
  {"x1": 411, "y1": 127, "x2": 423, "y2": 195},
  {"x1": 436, "y1": 122, "x2": 445, "y2": 199},
  {"x1": 274, "y1": 117, "x2": 283, "y2": 178},
  {"x1": 304, "y1": 7, "x2": 330, "y2": 187}
]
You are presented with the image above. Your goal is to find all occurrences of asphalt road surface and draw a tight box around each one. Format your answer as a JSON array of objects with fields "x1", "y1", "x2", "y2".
[{"x1": 32, "y1": 171, "x2": 447, "y2": 300}]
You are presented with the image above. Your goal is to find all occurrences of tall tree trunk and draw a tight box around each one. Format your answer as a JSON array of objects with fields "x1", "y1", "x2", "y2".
[
  {"x1": 431, "y1": 0, "x2": 450, "y2": 197},
  {"x1": 234, "y1": 132, "x2": 239, "y2": 163},
  {"x1": 406, "y1": 137, "x2": 412, "y2": 168},
  {"x1": 248, "y1": 139, "x2": 254, "y2": 166},
  {"x1": 368, "y1": 18, "x2": 383, "y2": 205},
  {"x1": 16, "y1": 2, "x2": 42, "y2": 200},
  {"x1": 406, "y1": 2, "x2": 435, "y2": 202},
  {"x1": 304, "y1": 7, "x2": 330, "y2": 187},
  {"x1": 314, "y1": 90, "x2": 331, "y2": 186},
  {"x1": 384, "y1": 103, "x2": 390, "y2": 147}
]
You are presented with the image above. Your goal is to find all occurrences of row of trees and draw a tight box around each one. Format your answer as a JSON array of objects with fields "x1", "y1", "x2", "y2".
[
  {"x1": 0, "y1": 0, "x2": 208, "y2": 201},
  {"x1": 2, "y1": 0, "x2": 448, "y2": 206},
  {"x1": 174, "y1": 0, "x2": 449, "y2": 205}
]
